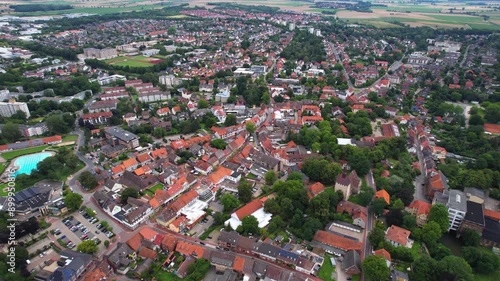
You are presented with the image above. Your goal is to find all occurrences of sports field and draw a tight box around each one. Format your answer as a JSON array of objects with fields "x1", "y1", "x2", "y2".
[{"x1": 104, "y1": 55, "x2": 164, "y2": 67}]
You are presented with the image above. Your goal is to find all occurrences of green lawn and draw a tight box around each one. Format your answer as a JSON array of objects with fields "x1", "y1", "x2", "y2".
[
  {"x1": 1, "y1": 145, "x2": 50, "y2": 161},
  {"x1": 149, "y1": 183, "x2": 164, "y2": 193},
  {"x1": 0, "y1": 162, "x2": 7, "y2": 175},
  {"x1": 16, "y1": 3, "x2": 167, "y2": 16},
  {"x1": 104, "y1": 55, "x2": 162, "y2": 67},
  {"x1": 352, "y1": 274, "x2": 361, "y2": 281},
  {"x1": 318, "y1": 254, "x2": 336, "y2": 281},
  {"x1": 62, "y1": 135, "x2": 78, "y2": 142},
  {"x1": 156, "y1": 271, "x2": 181, "y2": 281},
  {"x1": 411, "y1": 241, "x2": 423, "y2": 260},
  {"x1": 475, "y1": 270, "x2": 500, "y2": 281}
]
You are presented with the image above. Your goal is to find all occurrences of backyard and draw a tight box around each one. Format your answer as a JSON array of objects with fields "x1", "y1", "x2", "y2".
[{"x1": 318, "y1": 254, "x2": 336, "y2": 281}]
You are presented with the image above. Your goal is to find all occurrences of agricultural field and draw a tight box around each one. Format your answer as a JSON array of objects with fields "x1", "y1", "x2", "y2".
[
  {"x1": 104, "y1": 55, "x2": 164, "y2": 67},
  {"x1": 336, "y1": 6, "x2": 500, "y2": 30},
  {"x1": 4, "y1": 0, "x2": 169, "y2": 15}
]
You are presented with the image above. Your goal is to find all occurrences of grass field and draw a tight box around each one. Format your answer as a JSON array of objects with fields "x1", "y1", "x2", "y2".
[
  {"x1": 1, "y1": 145, "x2": 50, "y2": 161},
  {"x1": 150, "y1": 183, "x2": 164, "y2": 193},
  {"x1": 62, "y1": 135, "x2": 78, "y2": 142},
  {"x1": 318, "y1": 254, "x2": 336, "y2": 281},
  {"x1": 104, "y1": 55, "x2": 163, "y2": 67},
  {"x1": 10, "y1": 2, "x2": 168, "y2": 16}
]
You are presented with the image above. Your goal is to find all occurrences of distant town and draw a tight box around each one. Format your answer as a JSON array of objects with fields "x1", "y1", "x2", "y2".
[{"x1": 0, "y1": 2, "x2": 499, "y2": 281}]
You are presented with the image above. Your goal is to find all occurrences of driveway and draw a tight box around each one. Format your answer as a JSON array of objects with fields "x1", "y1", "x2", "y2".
[
  {"x1": 27, "y1": 249, "x2": 58, "y2": 272},
  {"x1": 335, "y1": 259, "x2": 351, "y2": 281}
]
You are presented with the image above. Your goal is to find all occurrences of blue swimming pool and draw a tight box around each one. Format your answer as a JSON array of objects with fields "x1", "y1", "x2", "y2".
[{"x1": 13, "y1": 152, "x2": 52, "y2": 177}]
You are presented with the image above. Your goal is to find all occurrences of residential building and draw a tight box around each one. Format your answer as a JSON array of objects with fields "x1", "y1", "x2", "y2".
[
  {"x1": 406, "y1": 200, "x2": 432, "y2": 226},
  {"x1": 336, "y1": 200, "x2": 367, "y2": 229},
  {"x1": 459, "y1": 201, "x2": 485, "y2": 235},
  {"x1": 334, "y1": 171, "x2": 361, "y2": 200},
  {"x1": 373, "y1": 248, "x2": 392, "y2": 267},
  {"x1": 311, "y1": 230, "x2": 362, "y2": 256},
  {"x1": 433, "y1": 189, "x2": 467, "y2": 232},
  {"x1": 225, "y1": 198, "x2": 272, "y2": 230},
  {"x1": 0, "y1": 101, "x2": 30, "y2": 118},
  {"x1": 375, "y1": 189, "x2": 390, "y2": 205},
  {"x1": 105, "y1": 127, "x2": 140, "y2": 149},
  {"x1": 342, "y1": 250, "x2": 361, "y2": 275},
  {"x1": 385, "y1": 225, "x2": 413, "y2": 248},
  {"x1": 43, "y1": 250, "x2": 94, "y2": 281}
]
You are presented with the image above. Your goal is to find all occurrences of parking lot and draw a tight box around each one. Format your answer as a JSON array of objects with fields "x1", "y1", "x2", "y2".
[{"x1": 56, "y1": 211, "x2": 115, "y2": 251}]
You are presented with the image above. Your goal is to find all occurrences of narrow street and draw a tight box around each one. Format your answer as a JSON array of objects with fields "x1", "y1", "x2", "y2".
[
  {"x1": 360, "y1": 170, "x2": 377, "y2": 281},
  {"x1": 413, "y1": 134, "x2": 430, "y2": 203}
]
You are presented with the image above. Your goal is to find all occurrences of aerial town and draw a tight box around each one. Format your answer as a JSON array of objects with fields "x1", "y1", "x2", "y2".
[{"x1": 0, "y1": 2, "x2": 499, "y2": 281}]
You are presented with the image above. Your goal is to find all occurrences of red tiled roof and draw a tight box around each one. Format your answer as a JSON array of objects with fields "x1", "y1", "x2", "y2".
[
  {"x1": 208, "y1": 166, "x2": 232, "y2": 184},
  {"x1": 307, "y1": 182, "x2": 325, "y2": 199},
  {"x1": 43, "y1": 135, "x2": 62, "y2": 143},
  {"x1": 170, "y1": 189, "x2": 199, "y2": 213},
  {"x1": 161, "y1": 235, "x2": 178, "y2": 252},
  {"x1": 373, "y1": 248, "x2": 391, "y2": 262},
  {"x1": 385, "y1": 225, "x2": 411, "y2": 246},
  {"x1": 176, "y1": 241, "x2": 204, "y2": 257},
  {"x1": 484, "y1": 123, "x2": 500, "y2": 135},
  {"x1": 139, "y1": 227, "x2": 158, "y2": 241},
  {"x1": 233, "y1": 256, "x2": 246, "y2": 272},
  {"x1": 408, "y1": 200, "x2": 431, "y2": 216},
  {"x1": 137, "y1": 153, "x2": 152, "y2": 163},
  {"x1": 138, "y1": 247, "x2": 158, "y2": 259},
  {"x1": 484, "y1": 209, "x2": 500, "y2": 222},
  {"x1": 375, "y1": 189, "x2": 390, "y2": 205},
  {"x1": 234, "y1": 199, "x2": 263, "y2": 220},
  {"x1": 127, "y1": 233, "x2": 143, "y2": 251},
  {"x1": 313, "y1": 230, "x2": 362, "y2": 251},
  {"x1": 151, "y1": 148, "x2": 168, "y2": 158}
]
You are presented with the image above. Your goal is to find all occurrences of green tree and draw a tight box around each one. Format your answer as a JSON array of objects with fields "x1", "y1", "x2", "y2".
[
  {"x1": 410, "y1": 256, "x2": 439, "y2": 281},
  {"x1": 152, "y1": 127, "x2": 167, "y2": 138},
  {"x1": 46, "y1": 114, "x2": 73, "y2": 134},
  {"x1": 77, "y1": 240, "x2": 98, "y2": 254},
  {"x1": 428, "y1": 203, "x2": 449, "y2": 233},
  {"x1": 264, "y1": 170, "x2": 277, "y2": 185},
  {"x1": 362, "y1": 255, "x2": 390, "y2": 281},
  {"x1": 245, "y1": 121, "x2": 256, "y2": 134},
  {"x1": 462, "y1": 246, "x2": 500, "y2": 274},
  {"x1": 197, "y1": 99, "x2": 209, "y2": 109},
  {"x1": 120, "y1": 187, "x2": 139, "y2": 204},
  {"x1": 210, "y1": 139, "x2": 227, "y2": 150},
  {"x1": 224, "y1": 114, "x2": 237, "y2": 127},
  {"x1": 392, "y1": 198, "x2": 404, "y2": 210},
  {"x1": 421, "y1": 221, "x2": 442, "y2": 246},
  {"x1": 437, "y1": 256, "x2": 474, "y2": 281},
  {"x1": 1, "y1": 122, "x2": 22, "y2": 142},
  {"x1": 64, "y1": 192, "x2": 83, "y2": 210},
  {"x1": 104, "y1": 240, "x2": 110, "y2": 248},
  {"x1": 221, "y1": 194, "x2": 239, "y2": 212},
  {"x1": 237, "y1": 215, "x2": 259, "y2": 236},
  {"x1": 238, "y1": 179, "x2": 253, "y2": 203},
  {"x1": 368, "y1": 227, "x2": 386, "y2": 250},
  {"x1": 372, "y1": 197, "x2": 387, "y2": 216},
  {"x1": 460, "y1": 228, "x2": 481, "y2": 247},
  {"x1": 78, "y1": 171, "x2": 98, "y2": 190}
]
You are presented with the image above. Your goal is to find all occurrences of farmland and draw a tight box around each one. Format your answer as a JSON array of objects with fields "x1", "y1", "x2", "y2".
[{"x1": 104, "y1": 55, "x2": 164, "y2": 67}]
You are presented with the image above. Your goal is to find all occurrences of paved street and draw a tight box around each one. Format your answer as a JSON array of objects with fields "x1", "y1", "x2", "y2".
[{"x1": 413, "y1": 134, "x2": 430, "y2": 203}]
